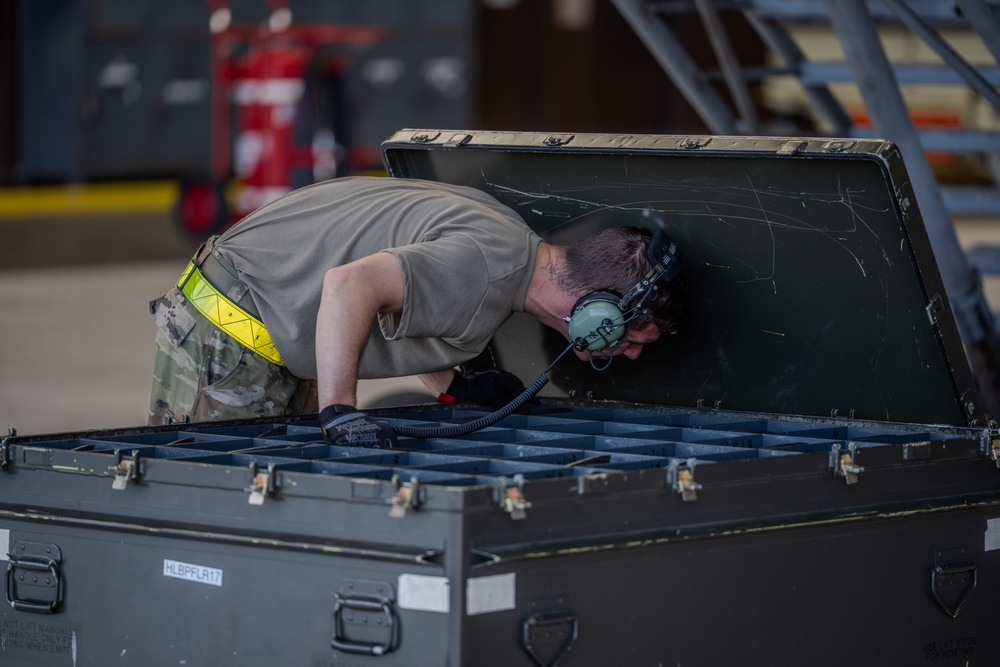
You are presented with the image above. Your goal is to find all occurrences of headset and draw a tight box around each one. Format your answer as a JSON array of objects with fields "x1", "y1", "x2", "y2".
[{"x1": 565, "y1": 225, "x2": 683, "y2": 354}]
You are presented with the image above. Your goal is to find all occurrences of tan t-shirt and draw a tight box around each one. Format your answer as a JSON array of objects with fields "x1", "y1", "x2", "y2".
[{"x1": 215, "y1": 177, "x2": 541, "y2": 379}]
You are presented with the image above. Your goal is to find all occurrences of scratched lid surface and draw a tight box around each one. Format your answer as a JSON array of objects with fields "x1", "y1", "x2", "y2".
[{"x1": 381, "y1": 130, "x2": 981, "y2": 427}]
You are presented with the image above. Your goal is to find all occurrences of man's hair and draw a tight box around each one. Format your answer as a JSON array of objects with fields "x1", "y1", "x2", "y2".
[{"x1": 557, "y1": 226, "x2": 686, "y2": 335}]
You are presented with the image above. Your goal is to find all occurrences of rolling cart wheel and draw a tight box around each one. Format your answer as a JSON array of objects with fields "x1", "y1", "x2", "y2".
[{"x1": 175, "y1": 178, "x2": 228, "y2": 238}]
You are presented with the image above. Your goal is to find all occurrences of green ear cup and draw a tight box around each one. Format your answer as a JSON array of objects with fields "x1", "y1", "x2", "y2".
[{"x1": 568, "y1": 294, "x2": 626, "y2": 352}]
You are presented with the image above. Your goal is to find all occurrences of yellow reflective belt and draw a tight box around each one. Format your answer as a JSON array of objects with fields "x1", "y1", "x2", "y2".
[{"x1": 177, "y1": 261, "x2": 285, "y2": 366}]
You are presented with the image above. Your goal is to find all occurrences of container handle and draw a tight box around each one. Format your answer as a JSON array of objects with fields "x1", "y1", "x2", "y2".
[
  {"x1": 521, "y1": 611, "x2": 578, "y2": 667},
  {"x1": 6, "y1": 557, "x2": 62, "y2": 614},
  {"x1": 330, "y1": 595, "x2": 398, "y2": 656}
]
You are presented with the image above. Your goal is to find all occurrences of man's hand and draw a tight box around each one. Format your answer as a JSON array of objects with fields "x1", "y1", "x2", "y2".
[
  {"x1": 320, "y1": 405, "x2": 397, "y2": 448},
  {"x1": 439, "y1": 370, "x2": 527, "y2": 408}
]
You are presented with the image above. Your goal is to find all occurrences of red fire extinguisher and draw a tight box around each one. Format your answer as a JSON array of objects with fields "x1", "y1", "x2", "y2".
[
  {"x1": 174, "y1": 3, "x2": 382, "y2": 237},
  {"x1": 230, "y1": 44, "x2": 311, "y2": 218}
]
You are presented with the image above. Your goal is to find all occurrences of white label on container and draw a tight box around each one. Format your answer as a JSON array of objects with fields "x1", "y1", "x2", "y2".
[
  {"x1": 163, "y1": 559, "x2": 223, "y2": 587},
  {"x1": 0, "y1": 528, "x2": 8, "y2": 561},
  {"x1": 986, "y1": 517, "x2": 1000, "y2": 552},
  {"x1": 398, "y1": 573, "x2": 450, "y2": 613},
  {"x1": 466, "y1": 573, "x2": 515, "y2": 616}
]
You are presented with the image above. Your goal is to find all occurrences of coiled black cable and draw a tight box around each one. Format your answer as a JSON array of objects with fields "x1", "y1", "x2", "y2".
[
  {"x1": 392, "y1": 373, "x2": 551, "y2": 438},
  {"x1": 390, "y1": 325, "x2": 631, "y2": 439},
  {"x1": 390, "y1": 337, "x2": 593, "y2": 439}
]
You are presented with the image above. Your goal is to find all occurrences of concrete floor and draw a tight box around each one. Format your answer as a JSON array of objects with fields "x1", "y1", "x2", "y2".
[
  {"x1": 2, "y1": 209, "x2": 1000, "y2": 436},
  {"x1": 0, "y1": 212, "x2": 429, "y2": 436}
]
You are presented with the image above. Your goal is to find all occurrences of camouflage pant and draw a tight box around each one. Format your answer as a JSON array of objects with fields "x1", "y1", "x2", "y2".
[{"x1": 148, "y1": 287, "x2": 317, "y2": 425}]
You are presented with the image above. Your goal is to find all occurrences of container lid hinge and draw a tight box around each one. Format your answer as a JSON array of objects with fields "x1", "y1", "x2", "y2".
[
  {"x1": 110, "y1": 449, "x2": 141, "y2": 490},
  {"x1": 777, "y1": 140, "x2": 806, "y2": 155},
  {"x1": 497, "y1": 475, "x2": 531, "y2": 520},
  {"x1": 444, "y1": 133, "x2": 472, "y2": 147},
  {"x1": 409, "y1": 131, "x2": 440, "y2": 144},
  {"x1": 667, "y1": 459, "x2": 702, "y2": 501},
  {"x1": 245, "y1": 462, "x2": 276, "y2": 505},
  {"x1": 821, "y1": 140, "x2": 855, "y2": 153},
  {"x1": 542, "y1": 134, "x2": 574, "y2": 147},
  {"x1": 680, "y1": 137, "x2": 711, "y2": 150},
  {"x1": 831, "y1": 443, "x2": 864, "y2": 484},
  {"x1": 387, "y1": 474, "x2": 420, "y2": 518}
]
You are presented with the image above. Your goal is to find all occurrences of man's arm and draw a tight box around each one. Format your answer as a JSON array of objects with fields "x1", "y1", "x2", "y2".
[
  {"x1": 421, "y1": 368, "x2": 530, "y2": 407},
  {"x1": 315, "y1": 252, "x2": 405, "y2": 409},
  {"x1": 418, "y1": 370, "x2": 456, "y2": 397}
]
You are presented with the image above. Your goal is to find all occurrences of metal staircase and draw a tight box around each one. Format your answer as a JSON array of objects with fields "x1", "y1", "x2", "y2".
[{"x1": 612, "y1": 0, "x2": 1000, "y2": 415}]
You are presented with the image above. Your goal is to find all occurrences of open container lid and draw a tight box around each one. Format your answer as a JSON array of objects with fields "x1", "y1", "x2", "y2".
[{"x1": 381, "y1": 129, "x2": 983, "y2": 428}]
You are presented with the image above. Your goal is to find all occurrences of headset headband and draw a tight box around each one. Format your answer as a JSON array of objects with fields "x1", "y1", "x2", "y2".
[{"x1": 618, "y1": 227, "x2": 683, "y2": 310}]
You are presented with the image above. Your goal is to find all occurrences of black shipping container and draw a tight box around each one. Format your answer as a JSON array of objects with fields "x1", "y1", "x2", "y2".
[{"x1": 1, "y1": 130, "x2": 998, "y2": 666}]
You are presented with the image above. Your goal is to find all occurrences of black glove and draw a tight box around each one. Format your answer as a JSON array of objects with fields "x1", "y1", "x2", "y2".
[
  {"x1": 439, "y1": 370, "x2": 528, "y2": 408},
  {"x1": 319, "y1": 405, "x2": 397, "y2": 448}
]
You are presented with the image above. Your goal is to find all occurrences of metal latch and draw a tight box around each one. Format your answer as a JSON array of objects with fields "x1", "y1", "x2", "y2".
[
  {"x1": 498, "y1": 475, "x2": 531, "y2": 520},
  {"x1": 245, "y1": 462, "x2": 276, "y2": 505},
  {"x1": 831, "y1": 443, "x2": 863, "y2": 484},
  {"x1": 387, "y1": 475, "x2": 420, "y2": 518},
  {"x1": 110, "y1": 449, "x2": 141, "y2": 490},
  {"x1": 6, "y1": 541, "x2": 63, "y2": 615},
  {"x1": 667, "y1": 459, "x2": 702, "y2": 501}
]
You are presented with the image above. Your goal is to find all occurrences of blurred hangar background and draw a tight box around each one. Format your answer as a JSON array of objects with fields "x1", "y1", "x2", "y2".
[{"x1": 1, "y1": 0, "x2": 999, "y2": 434}]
